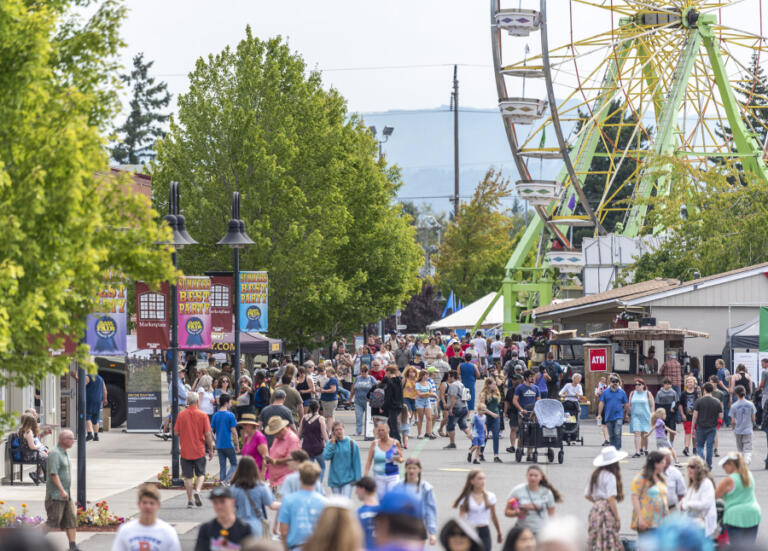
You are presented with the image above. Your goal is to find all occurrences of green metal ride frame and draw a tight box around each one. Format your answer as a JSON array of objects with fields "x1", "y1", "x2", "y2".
[{"x1": 475, "y1": 8, "x2": 768, "y2": 336}]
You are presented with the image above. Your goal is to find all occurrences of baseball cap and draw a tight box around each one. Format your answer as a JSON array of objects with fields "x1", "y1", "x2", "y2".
[
  {"x1": 209, "y1": 486, "x2": 233, "y2": 499},
  {"x1": 426, "y1": 366, "x2": 438, "y2": 373},
  {"x1": 373, "y1": 490, "x2": 422, "y2": 518}
]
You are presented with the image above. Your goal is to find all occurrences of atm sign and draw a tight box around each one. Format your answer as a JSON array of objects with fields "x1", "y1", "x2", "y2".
[{"x1": 589, "y1": 348, "x2": 608, "y2": 372}]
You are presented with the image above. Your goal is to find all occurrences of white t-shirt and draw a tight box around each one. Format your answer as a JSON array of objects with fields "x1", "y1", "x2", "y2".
[
  {"x1": 559, "y1": 383, "x2": 583, "y2": 402},
  {"x1": 490, "y1": 340, "x2": 504, "y2": 358},
  {"x1": 198, "y1": 389, "x2": 215, "y2": 415},
  {"x1": 584, "y1": 470, "x2": 617, "y2": 501},
  {"x1": 459, "y1": 491, "x2": 497, "y2": 527},
  {"x1": 111, "y1": 518, "x2": 181, "y2": 551},
  {"x1": 470, "y1": 338, "x2": 487, "y2": 358}
]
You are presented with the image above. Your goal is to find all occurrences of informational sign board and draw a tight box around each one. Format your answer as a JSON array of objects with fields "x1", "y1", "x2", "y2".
[
  {"x1": 126, "y1": 358, "x2": 162, "y2": 432},
  {"x1": 177, "y1": 276, "x2": 211, "y2": 350},
  {"x1": 135, "y1": 282, "x2": 170, "y2": 350},
  {"x1": 733, "y1": 351, "x2": 759, "y2": 382},
  {"x1": 354, "y1": 336, "x2": 365, "y2": 352},
  {"x1": 589, "y1": 347, "x2": 608, "y2": 372},
  {"x1": 86, "y1": 275, "x2": 127, "y2": 356},
  {"x1": 239, "y1": 271, "x2": 268, "y2": 332}
]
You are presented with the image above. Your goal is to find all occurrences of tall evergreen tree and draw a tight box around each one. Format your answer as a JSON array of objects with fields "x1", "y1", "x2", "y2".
[{"x1": 112, "y1": 53, "x2": 171, "y2": 164}]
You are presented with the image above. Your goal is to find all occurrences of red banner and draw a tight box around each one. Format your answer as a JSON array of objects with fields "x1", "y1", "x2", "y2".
[
  {"x1": 210, "y1": 275, "x2": 233, "y2": 333},
  {"x1": 136, "y1": 281, "x2": 170, "y2": 350}
]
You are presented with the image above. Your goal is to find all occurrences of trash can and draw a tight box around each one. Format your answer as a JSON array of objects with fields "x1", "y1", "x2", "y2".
[{"x1": 101, "y1": 406, "x2": 111, "y2": 432}]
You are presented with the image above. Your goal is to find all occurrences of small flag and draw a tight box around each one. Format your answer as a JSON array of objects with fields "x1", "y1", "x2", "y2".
[
  {"x1": 567, "y1": 193, "x2": 576, "y2": 211},
  {"x1": 539, "y1": 127, "x2": 546, "y2": 149},
  {"x1": 525, "y1": 43, "x2": 531, "y2": 54}
]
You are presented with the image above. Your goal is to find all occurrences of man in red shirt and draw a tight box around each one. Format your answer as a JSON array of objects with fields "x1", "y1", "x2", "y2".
[{"x1": 174, "y1": 392, "x2": 213, "y2": 508}]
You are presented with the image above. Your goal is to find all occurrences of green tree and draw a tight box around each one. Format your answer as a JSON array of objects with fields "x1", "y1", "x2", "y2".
[
  {"x1": 434, "y1": 168, "x2": 519, "y2": 303},
  {"x1": 0, "y1": 0, "x2": 177, "y2": 386},
  {"x1": 112, "y1": 52, "x2": 171, "y2": 164},
  {"x1": 627, "y1": 157, "x2": 768, "y2": 282},
  {"x1": 152, "y1": 30, "x2": 421, "y2": 350}
]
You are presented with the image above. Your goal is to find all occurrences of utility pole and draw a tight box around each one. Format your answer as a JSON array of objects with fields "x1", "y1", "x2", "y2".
[{"x1": 451, "y1": 65, "x2": 459, "y2": 219}]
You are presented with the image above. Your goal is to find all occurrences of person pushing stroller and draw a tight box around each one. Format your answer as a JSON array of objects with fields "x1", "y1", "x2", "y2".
[{"x1": 512, "y1": 370, "x2": 541, "y2": 461}]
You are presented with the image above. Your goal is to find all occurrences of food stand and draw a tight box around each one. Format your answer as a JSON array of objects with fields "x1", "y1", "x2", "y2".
[{"x1": 586, "y1": 323, "x2": 708, "y2": 401}]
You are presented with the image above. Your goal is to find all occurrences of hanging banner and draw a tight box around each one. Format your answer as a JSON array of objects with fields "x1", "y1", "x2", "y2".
[
  {"x1": 135, "y1": 282, "x2": 170, "y2": 350},
  {"x1": 760, "y1": 306, "x2": 768, "y2": 353},
  {"x1": 239, "y1": 271, "x2": 268, "y2": 332},
  {"x1": 86, "y1": 274, "x2": 127, "y2": 356},
  {"x1": 211, "y1": 275, "x2": 233, "y2": 333},
  {"x1": 177, "y1": 276, "x2": 212, "y2": 349},
  {"x1": 126, "y1": 357, "x2": 163, "y2": 432}
]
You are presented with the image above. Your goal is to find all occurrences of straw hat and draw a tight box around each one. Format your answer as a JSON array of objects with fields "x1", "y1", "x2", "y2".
[
  {"x1": 593, "y1": 446, "x2": 628, "y2": 467},
  {"x1": 264, "y1": 416, "x2": 290, "y2": 435},
  {"x1": 237, "y1": 413, "x2": 258, "y2": 426}
]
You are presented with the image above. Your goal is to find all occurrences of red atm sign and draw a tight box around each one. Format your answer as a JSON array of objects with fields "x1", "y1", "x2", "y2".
[{"x1": 589, "y1": 348, "x2": 608, "y2": 372}]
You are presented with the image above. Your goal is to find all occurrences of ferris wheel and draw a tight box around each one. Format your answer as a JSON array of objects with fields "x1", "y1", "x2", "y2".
[{"x1": 483, "y1": 0, "x2": 768, "y2": 333}]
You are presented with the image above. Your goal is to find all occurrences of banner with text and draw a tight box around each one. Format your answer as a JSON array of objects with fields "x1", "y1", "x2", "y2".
[
  {"x1": 135, "y1": 281, "x2": 170, "y2": 350},
  {"x1": 86, "y1": 275, "x2": 127, "y2": 356},
  {"x1": 126, "y1": 358, "x2": 163, "y2": 432},
  {"x1": 178, "y1": 276, "x2": 212, "y2": 350},
  {"x1": 211, "y1": 275, "x2": 233, "y2": 333},
  {"x1": 239, "y1": 271, "x2": 268, "y2": 332}
]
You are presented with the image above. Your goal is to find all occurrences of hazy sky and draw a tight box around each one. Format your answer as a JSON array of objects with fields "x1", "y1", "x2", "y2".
[{"x1": 120, "y1": 0, "x2": 502, "y2": 114}]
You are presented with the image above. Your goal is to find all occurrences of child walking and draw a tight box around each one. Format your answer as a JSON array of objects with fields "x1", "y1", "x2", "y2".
[
  {"x1": 399, "y1": 405, "x2": 410, "y2": 450},
  {"x1": 649, "y1": 408, "x2": 679, "y2": 465},
  {"x1": 468, "y1": 404, "x2": 488, "y2": 464},
  {"x1": 730, "y1": 386, "x2": 757, "y2": 464}
]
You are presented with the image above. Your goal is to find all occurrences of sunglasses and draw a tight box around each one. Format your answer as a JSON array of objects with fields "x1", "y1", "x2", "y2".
[{"x1": 687, "y1": 465, "x2": 696, "y2": 469}]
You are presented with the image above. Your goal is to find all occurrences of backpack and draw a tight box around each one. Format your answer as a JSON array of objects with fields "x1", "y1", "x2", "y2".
[
  {"x1": 370, "y1": 387, "x2": 387, "y2": 409},
  {"x1": 543, "y1": 361, "x2": 560, "y2": 383},
  {"x1": 253, "y1": 384, "x2": 272, "y2": 409},
  {"x1": 10, "y1": 434, "x2": 21, "y2": 462}
]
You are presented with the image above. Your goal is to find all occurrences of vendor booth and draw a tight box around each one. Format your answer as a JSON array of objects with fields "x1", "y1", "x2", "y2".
[
  {"x1": 210, "y1": 331, "x2": 283, "y2": 356},
  {"x1": 586, "y1": 323, "x2": 708, "y2": 411}
]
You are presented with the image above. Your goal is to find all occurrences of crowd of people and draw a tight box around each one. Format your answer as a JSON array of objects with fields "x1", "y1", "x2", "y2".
[{"x1": 18, "y1": 331, "x2": 767, "y2": 551}]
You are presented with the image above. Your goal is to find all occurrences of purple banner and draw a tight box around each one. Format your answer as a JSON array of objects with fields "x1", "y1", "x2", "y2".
[
  {"x1": 178, "y1": 276, "x2": 211, "y2": 350},
  {"x1": 86, "y1": 277, "x2": 127, "y2": 356}
]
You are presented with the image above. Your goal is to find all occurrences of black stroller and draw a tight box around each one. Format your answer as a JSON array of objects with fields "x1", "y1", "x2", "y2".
[
  {"x1": 515, "y1": 399, "x2": 565, "y2": 464},
  {"x1": 562, "y1": 400, "x2": 584, "y2": 446}
]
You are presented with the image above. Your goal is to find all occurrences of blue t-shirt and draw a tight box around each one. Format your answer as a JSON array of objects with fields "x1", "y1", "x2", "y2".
[
  {"x1": 514, "y1": 383, "x2": 540, "y2": 411},
  {"x1": 358, "y1": 504, "x2": 377, "y2": 550},
  {"x1": 321, "y1": 377, "x2": 340, "y2": 401},
  {"x1": 211, "y1": 410, "x2": 237, "y2": 449},
  {"x1": 472, "y1": 413, "x2": 486, "y2": 438},
  {"x1": 459, "y1": 362, "x2": 476, "y2": 387},
  {"x1": 600, "y1": 387, "x2": 628, "y2": 422},
  {"x1": 277, "y1": 489, "x2": 327, "y2": 549},
  {"x1": 85, "y1": 374, "x2": 104, "y2": 410}
]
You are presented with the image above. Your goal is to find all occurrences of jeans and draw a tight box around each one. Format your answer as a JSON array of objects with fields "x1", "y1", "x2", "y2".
[
  {"x1": 310, "y1": 453, "x2": 326, "y2": 483},
  {"x1": 722, "y1": 394, "x2": 730, "y2": 427},
  {"x1": 483, "y1": 415, "x2": 501, "y2": 456},
  {"x1": 355, "y1": 402, "x2": 366, "y2": 434},
  {"x1": 387, "y1": 408, "x2": 401, "y2": 443},
  {"x1": 606, "y1": 419, "x2": 623, "y2": 450},
  {"x1": 696, "y1": 426, "x2": 716, "y2": 468},
  {"x1": 217, "y1": 447, "x2": 238, "y2": 483},
  {"x1": 331, "y1": 483, "x2": 354, "y2": 498},
  {"x1": 337, "y1": 387, "x2": 351, "y2": 403}
]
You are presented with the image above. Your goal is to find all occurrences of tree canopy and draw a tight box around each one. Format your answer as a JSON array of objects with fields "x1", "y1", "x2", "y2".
[
  {"x1": 152, "y1": 30, "x2": 421, "y2": 349},
  {"x1": 0, "y1": 0, "x2": 177, "y2": 385},
  {"x1": 434, "y1": 168, "x2": 529, "y2": 304},
  {"x1": 112, "y1": 52, "x2": 171, "y2": 164},
  {"x1": 627, "y1": 157, "x2": 768, "y2": 282}
]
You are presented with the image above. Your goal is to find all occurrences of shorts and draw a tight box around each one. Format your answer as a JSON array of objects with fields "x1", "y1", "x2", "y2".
[
  {"x1": 656, "y1": 437, "x2": 672, "y2": 449},
  {"x1": 683, "y1": 421, "x2": 693, "y2": 435},
  {"x1": 735, "y1": 433, "x2": 753, "y2": 453},
  {"x1": 321, "y1": 400, "x2": 337, "y2": 417},
  {"x1": 181, "y1": 456, "x2": 206, "y2": 478},
  {"x1": 403, "y1": 398, "x2": 416, "y2": 413},
  {"x1": 664, "y1": 412, "x2": 676, "y2": 430},
  {"x1": 86, "y1": 407, "x2": 101, "y2": 425},
  {"x1": 447, "y1": 407, "x2": 468, "y2": 432},
  {"x1": 508, "y1": 409, "x2": 519, "y2": 427},
  {"x1": 45, "y1": 499, "x2": 77, "y2": 530},
  {"x1": 415, "y1": 397, "x2": 430, "y2": 410},
  {"x1": 471, "y1": 436, "x2": 485, "y2": 447}
]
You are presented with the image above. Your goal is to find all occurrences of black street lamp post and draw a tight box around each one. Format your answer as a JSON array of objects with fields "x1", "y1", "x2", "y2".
[
  {"x1": 161, "y1": 182, "x2": 197, "y2": 485},
  {"x1": 217, "y1": 192, "x2": 254, "y2": 394}
]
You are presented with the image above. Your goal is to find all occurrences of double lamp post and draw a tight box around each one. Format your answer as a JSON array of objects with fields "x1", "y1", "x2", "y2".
[{"x1": 162, "y1": 183, "x2": 252, "y2": 484}]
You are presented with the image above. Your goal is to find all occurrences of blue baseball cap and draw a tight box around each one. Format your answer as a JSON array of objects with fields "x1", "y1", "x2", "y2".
[{"x1": 373, "y1": 490, "x2": 422, "y2": 518}]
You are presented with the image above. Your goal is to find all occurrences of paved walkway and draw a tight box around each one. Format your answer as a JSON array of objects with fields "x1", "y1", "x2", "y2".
[{"x1": 4, "y1": 409, "x2": 768, "y2": 550}]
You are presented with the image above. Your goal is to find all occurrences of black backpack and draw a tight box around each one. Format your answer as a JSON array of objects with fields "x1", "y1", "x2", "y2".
[{"x1": 370, "y1": 387, "x2": 386, "y2": 409}]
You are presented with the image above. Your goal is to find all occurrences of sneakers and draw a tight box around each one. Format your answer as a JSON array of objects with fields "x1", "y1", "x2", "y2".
[
  {"x1": 506, "y1": 446, "x2": 516, "y2": 453},
  {"x1": 93, "y1": 433, "x2": 99, "y2": 441},
  {"x1": 187, "y1": 502, "x2": 194, "y2": 509},
  {"x1": 632, "y1": 452, "x2": 642, "y2": 458},
  {"x1": 85, "y1": 433, "x2": 93, "y2": 442},
  {"x1": 714, "y1": 449, "x2": 720, "y2": 457},
  {"x1": 526, "y1": 455, "x2": 532, "y2": 462},
  {"x1": 479, "y1": 454, "x2": 485, "y2": 462},
  {"x1": 443, "y1": 443, "x2": 457, "y2": 449},
  {"x1": 602, "y1": 440, "x2": 610, "y2": 447},
  {"x1": 467, "y1": 452, "x2": 472, "y2": 463},
  {"x1": 193, "y1": 492, "x2": 202, "y2": 507},
  {"x1": 29, "y1": 472, "x2": 40, "y2": 486},
  {"x1": 493, "y1": 456, "x2": 503, "y2": 463},
  {"x1": 683, "y1": 447, "x2": 690, "y2": 456},
  {"x1": 472, "y1": 459, "x2": 480, "y2": 464}
]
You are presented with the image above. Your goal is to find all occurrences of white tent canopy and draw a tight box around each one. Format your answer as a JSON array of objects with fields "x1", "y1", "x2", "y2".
[{"x1": 427, "y1": 292, "x2": 502, "y2": 331}]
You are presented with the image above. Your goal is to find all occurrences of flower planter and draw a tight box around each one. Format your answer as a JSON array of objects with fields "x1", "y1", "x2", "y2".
[
  {"x1": 152, "y1": 481, "x2": 218, "y2": 491},
  {"x1": 77, "y1": 524, "x2": 122, "y2": 532},
  {"x1": 495, "y1": 9, "x2": 542, "y2": 36},
  {"x1": 514, "y1": 180, "x2": 562, "y2": 206},
  {"x1": 545, "y1": 250, "x2": 584, "y2": 274},
  {"x1": 499, "y1": 98, "x2": 548, "y2": 124}
]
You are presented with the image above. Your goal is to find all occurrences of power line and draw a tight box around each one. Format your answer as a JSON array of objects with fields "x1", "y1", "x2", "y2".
[{"x1": 153, "y1": 62, "x2": 492, "y2": 78}]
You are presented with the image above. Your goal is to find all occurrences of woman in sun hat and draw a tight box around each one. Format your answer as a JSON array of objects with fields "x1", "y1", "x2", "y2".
[
  {"x1": 585, "y1": 446, "x2": 627, "y2": 550},
  {"x1": 264, "y1": 415, "x2": 300, "y2": 492},
  {"x1": 716, "y1": 451, "x2": 761, "y2": 544}
]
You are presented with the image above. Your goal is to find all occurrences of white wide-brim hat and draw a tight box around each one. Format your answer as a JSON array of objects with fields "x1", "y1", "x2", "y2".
[{"x1": 593, "y1": 446, "x2": 628, "y2": 467}]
